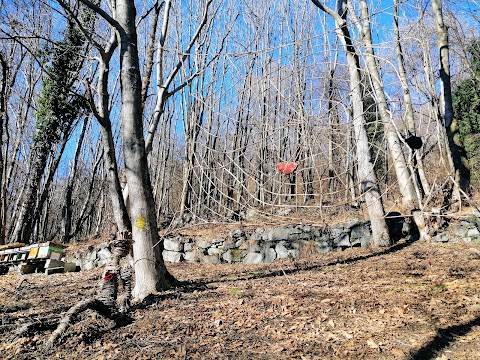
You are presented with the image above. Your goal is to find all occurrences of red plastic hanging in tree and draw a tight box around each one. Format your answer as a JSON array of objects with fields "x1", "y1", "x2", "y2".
[{"x1": 276, "y1": 162, "x2": 297, "y2": 175}]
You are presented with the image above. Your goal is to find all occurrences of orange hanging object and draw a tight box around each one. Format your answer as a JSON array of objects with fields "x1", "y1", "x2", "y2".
[{"x1": 276, "y1": 162, "x2": 297, "y2": 175}]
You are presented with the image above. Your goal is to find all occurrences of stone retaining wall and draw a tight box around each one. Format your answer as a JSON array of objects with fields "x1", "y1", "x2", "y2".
[{"x1": 66, "y1": 211, "x2": 480, "y2": 270}]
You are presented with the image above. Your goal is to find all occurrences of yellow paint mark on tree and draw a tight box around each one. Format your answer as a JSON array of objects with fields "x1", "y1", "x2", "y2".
[{"x1": 135, "y1": 217, "x2": 146, "y2": 230}]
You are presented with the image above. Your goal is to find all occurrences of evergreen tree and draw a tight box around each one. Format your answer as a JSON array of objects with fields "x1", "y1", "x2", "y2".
[{"x1": 453, "y1": 40, "x2": 480, "y2": 188}]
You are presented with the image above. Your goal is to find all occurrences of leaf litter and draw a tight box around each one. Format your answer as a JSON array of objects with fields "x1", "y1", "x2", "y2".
[{"x1": 1, "y1": 240, "x2": 480, "y2": 359}]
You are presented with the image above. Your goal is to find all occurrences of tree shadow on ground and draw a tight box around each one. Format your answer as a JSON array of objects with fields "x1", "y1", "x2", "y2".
[
  {"x1": 208, "y1": 235, "x2": 419, "y2": 284},
  {"x1": 409, "y1": 316, "x2": 480, "y2": 360},
  {"x1": 134, "y1": 281, "x2": 210, "y2": 309}
]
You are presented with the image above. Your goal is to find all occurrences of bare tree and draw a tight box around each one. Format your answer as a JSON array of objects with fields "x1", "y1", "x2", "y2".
[
  {"x1": 431, "y1": 0, "x2": 470, "y2": 208},
  {"x1": 348, "y1": 0, "x2": 417, "y2": 209},
  {"x1": 311, "y1": 0, "x2": 390, "y2": 246},
  {"x1": 393, "y1": 0, "x2": 431, "y2": 199}
]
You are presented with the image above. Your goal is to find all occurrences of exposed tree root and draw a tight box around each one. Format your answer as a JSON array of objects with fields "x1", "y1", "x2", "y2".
[{"x1": 44, "y1": 232, "x2": 133, "y2": 352}]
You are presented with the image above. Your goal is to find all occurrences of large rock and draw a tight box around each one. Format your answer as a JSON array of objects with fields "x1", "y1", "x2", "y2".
[
  {"x1": 231, "y1": 229, "x2": 246, "y2": 239},
  {"x1": 164, "y1": 237, "x2": 183, "y2": 252},
  {"x1": 329, "y1": 225, "x2": 344, "y2": 239},
  {"x1": 248, "y1": 242, "x2": 261, "y2": 252},
  {"x1": 184, "y1": 241, "x2": 194, "y2": 252},
  {"x1": 472, "y1": 209, "x2": 480, "y2": 218},
  {"x1": 316, "y1": 241, "x2": 332, "y2": 253},
  {"x1": 450, "y1": 224, "x2": 468, "y2": 237},
  {"x1": 163, "y1": 250, "x2": 183, "y2": 263},
  {"x1": 275, "y1": 242, "x2": 298, "y2": 259},
  {"x1": 237, "y1": 240, "x2": 249, "y2": 250},
  {"x1": 243, "y1": 252, "x2": 264, "y2": 264},
  {"x1": 222, "y1": 249, "x2": 245, "y2": 263},
  {"x1": 87, "y1": 250, "x2": 97, "y2": 261},
  {"x1": 250, "y1": 228, "x2": 264, "y2": 241},
  {"x1": 83, "y1": 261, "x2": 95, "y2": 270},
  {"x1": 98, "y1": 242, "x2": 109, "y2": 250},
  {"x1": 211, "y1": 238, "x2": 226, "y2": 246},
  {"x1": 264, "y1": 227, "x2": 302, "y2": 241},
  {"x1": 222, "y1": 250, "x2": 234, "y2": 263}
]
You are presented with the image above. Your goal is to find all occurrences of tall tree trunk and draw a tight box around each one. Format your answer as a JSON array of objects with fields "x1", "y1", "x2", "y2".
[
  {"x1": 393, "y1": 0, "x2": 431, "y2": 199},
  {"x1": 311, "y1": 0, "x2": 390, "y2": 246},
  {"x1": 351, "y1": 0, "x2": 416, "y2": 208},
  {"x1": 86, "y1": 32, "x2": 131, "y2": 234},
  {"x1": 116, "y1": 0, "x2": 174, "y2": 300},
  {"x1": 11, "y1": 147, "x2": 52, "y2": 243},
  {"x1": 431, "y1": 0, "x2": 470, "y2": 206},
  {"x1": 0, "y1": 54, "x2": 6, "y2": 245}
]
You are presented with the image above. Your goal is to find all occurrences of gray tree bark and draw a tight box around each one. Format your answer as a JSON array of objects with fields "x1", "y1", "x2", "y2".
[
  {"x1": 115, "y1": 0, "x2": 174, "y2": 300},
  {"x1": 350, "y1": 0, "x2": 416, "y2": 208},
  {"x1": 431, "y1": 0, "x2": 470, "y2": 207},
  {"x1": 393, "y1": 0, "x2": 431, "y2": 199},
  {"x1": 311, "y1": 0, "x2": 390, "y2": 246}
]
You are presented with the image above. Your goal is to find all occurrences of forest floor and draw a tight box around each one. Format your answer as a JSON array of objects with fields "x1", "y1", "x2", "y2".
[{"x1": 1, "y1": 239, "x2": 480, "y2": 359}]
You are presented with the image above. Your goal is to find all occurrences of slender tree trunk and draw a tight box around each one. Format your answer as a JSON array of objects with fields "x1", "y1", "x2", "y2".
[
  {"x1": 116, "y1": 0, "x2": 174, "y2": 300},
  {"x1": 84, "y1": 32, "x2": 131, "y2": 234},
  {"x1": 61, "y1": 119, "x2": 88, "y2": 243},
  {"x1": 431, "y1": 0, "x2": 470, "y2": 206},
  {"x1": 393, "y1": 0, "x2": 431, "y2": 198},
  {"x1": 12, "y1": 146, "x2": 52, "y2": 243},
  {"x1": 311, "y1": 0, "x2": 390, "y2": 246},
  {"x1": 0, "y1": 54, "x2": 6, "y2": 245},
  {"x1": 352, "y1": 0, "x2": 416, "y2": 208}
]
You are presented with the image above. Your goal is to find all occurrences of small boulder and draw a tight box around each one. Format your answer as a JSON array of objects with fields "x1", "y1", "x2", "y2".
[
  {"x1": 432, "y1": 233, "x2": 450, "y2": 243},
  {"x1": 467, "y1": 228, "x2": 480, "y2": 237},
  {"x1": 264, "y1": 248, "x2": 277, "y2": 263},
  {"x1": 184, "y1": 251, "x2": 200, "y2": 263},
  {"x1": 275, "y1": 242, "x2": 289, "y2": 259},
  {"x1": 333, "y1": 232, "x2": 350, "y2": 248},
  {"x1": 243, "y1": 252, "x2": 264, "y2": 264},
  {"x1": 97, "y1": 248, "x2": 112, "y2": 260},
  {"x1": 164, "y1": 237, "x2": 183, "y2": 252},
  {"x1": 162, "y1": 250, "x2": 183, "y2": 263},
  {"x1": 197, "y1": 240, "x2": 212, "y2": 249},
  {"x1": 208, "y1": 247, "x2": 224, "y2": 255},
  {"x1": 201, "y1": 254, "x2": 220, "y2": 265}
]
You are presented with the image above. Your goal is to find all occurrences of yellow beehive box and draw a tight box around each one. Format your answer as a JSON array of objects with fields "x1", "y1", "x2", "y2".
[{"x1": 28, "y1": 246, "x2": 39, "y2": 259}]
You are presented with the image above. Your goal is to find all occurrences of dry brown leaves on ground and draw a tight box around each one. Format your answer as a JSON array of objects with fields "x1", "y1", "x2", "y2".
[{"x1": 1, "y1": 239, "x2": 480, "y2": 359}]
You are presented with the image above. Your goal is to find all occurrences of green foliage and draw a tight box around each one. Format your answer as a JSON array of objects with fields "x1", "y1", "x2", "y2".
[
  {"x1": 453, "y1": 40, "x2": 480, "y2": 188},
  {"x1": 34, "y1": 21, "x2": 88, "y2": 150},
  {"x1": 464, "y1": 134, "x2": 480, "y2": 188}
]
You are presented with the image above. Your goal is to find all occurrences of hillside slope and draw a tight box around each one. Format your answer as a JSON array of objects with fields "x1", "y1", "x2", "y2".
[{"x1": 1, "y1": 239, "x2": 480, "y2": 359}]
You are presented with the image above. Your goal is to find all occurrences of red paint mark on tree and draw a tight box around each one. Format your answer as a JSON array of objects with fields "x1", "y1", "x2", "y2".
[
  {"x1": 104, "y1": 271, "x2": 115, "y2": 281},
  {"x1": 276, "y1": 162, "x2": 297, "y2": 175}
]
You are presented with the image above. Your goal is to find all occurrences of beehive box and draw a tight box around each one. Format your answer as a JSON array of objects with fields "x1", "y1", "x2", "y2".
[{"x1": 36, "y1": 242, "x2": 66, "y2": 260}]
